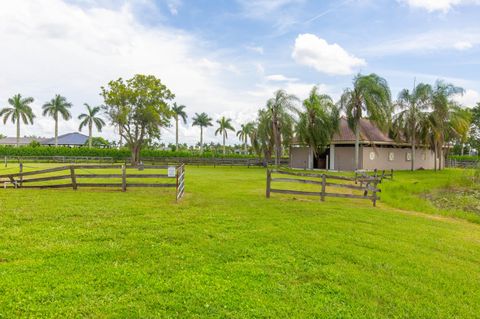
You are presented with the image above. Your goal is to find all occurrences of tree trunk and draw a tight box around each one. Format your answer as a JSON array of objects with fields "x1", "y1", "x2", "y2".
[
  {"x1": 439, "y1": 143, "x2": 443, "y2": 171},
  {"x1": 119, "y1": 126, "x2": 123, "y2": 148},
  {"x1": 223, "y1": 133, "x2": 226, "y2": 156},
  {"x1": 272, "y1": 116, "x2": 280, "y2": 166},
  {"x1": 200, "y1": 127, "x2": 204, "y2": 153},
  {"x1": 89, "y1": 122, "x2": 93, "y2": 148},
  {"x1": 434, "y1": 143, "x2": 438, "y2": 171},
  {"x1": 55, "y1": 117, "x2": 58, "y2": 147},
  {"x1": 354, "y1": 124, "x2": 360, "y2": 170},
  {"x1": 461, "y1": 144, "x2": 464, "y2": 156},
  {"x1": 175, "y1": 117, "x2": 179, "y2": 150},
  {"x1": 411, "y1": 134, "x2": 416, "y2": 171},
  {"x1": 16, "y1": 120, "x2": 20, "y2": 148},
  {"x1": 131, "y1": 144, "x2": 141, "y2": 165},
  {"x1": 244, "y1": 138, "x2": 247, "y2": 153}
]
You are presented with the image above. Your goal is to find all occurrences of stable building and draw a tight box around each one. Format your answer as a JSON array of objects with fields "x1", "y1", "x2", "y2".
[{"x1": 290, "y1": 118, "x2": 440, "y2": 171}]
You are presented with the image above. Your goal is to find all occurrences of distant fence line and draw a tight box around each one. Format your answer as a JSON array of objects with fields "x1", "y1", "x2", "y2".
[
  {"x1": 0, "y1": 164, "x2": 186, "y2": 201},
  {"x1": 446, "y1": 159, "x2": 479, "y2": 169},
  {"x1": 266, "y1": 169, "x2": 383, "y2": 207},
  {"x1": 2, "y1": 156, "x2": 288, "y2": 167}
]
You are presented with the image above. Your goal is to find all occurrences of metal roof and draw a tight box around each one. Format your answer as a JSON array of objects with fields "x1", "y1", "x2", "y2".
[
  {"x1": 331, "y1": 118, "x2": 393, "y2": 144},
  {"x1": 0, "y1": 137, "x2": 48, "y2": 145},
  {"x1": 41, "y1": 132, "x2": 89, "y2": 146}
]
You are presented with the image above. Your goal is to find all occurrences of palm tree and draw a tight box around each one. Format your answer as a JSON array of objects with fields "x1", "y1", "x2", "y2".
[
  {"x1": 266, "y1": 90, "x2": 299, "y2": 166},
  {"x1": 339, "y1": 73, "x2": 392, "y2": 170},
  {"x1": 430, "y1": 80, "x2": 464, "y2": 170},
  {"x1": 171, "y1": 103, "x2": 188, "y2": 150},
  {"x1": 42, "y1": 95, "x2": 72, "y2": 147},
  {"x1": 393, "y1": 83, "x2": 432, "y2": 171},
  {"x1": 0, "y1": 94, "x2": 35, "y2": 147},
  {"x1": 192, "y1": 112, "x2": 213, "y2": 153},
  {"x1": 215, "y1": 116, "x2": 235, "y2": 156},
  {"x1": 236, "y1": 122, "x2": 254, "y2": 152},
  {"x1": 250, "y1": 109, "x2": 275, "y2": 164},
  {"x1": 297, "y1": 86, "x2": 340, "y2": 157},
  {"x1": 78, "y1": 103, "x2": 106, "y2": 148}
]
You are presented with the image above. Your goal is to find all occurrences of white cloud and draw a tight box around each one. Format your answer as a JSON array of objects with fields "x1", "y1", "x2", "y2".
[
  {"x1": 237, "y1": 0, "x2": 304, "y2": 17},
  {"x1": 400, "y1": 0, "x2": 480, "y2": 12},
  {"x1": 265, "y1": 74, "x2": 298, "y2": 82},
  {"x1": 292, "y1": 34, "x2": 366, "y2": 75},
  {"x1": 167, "y1": 0, "x2": 181, "y2": 15},
  {"x1": 246, "y1": 45, "x2": 264, "y2": 54},
  {"x1": 453, "y1": 41, "x2": 473, "y2": 50},
  {"x1": 365, "y1": 30, "x2": 480, "y2": 55},
  {"x1": 454, "y1": 89, "x2": 480, "y2": 106},
  {"x1": 0, "y1": 0, "x2": 269, "y2": 146}
]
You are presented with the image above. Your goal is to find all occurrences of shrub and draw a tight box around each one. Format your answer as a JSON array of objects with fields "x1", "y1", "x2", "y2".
[{"x1": 0, "y1": 146, "x2": 256, "y2": 159}]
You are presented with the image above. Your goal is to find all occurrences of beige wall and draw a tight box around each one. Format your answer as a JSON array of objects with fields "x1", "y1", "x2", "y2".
[
  {"x1": 290, "y1": 146, "x2": 312, "y2": 169},
  {"x1": 361, "y1": 146, "x2": 440, "y2": 170},
  {"x1": 333, "y1": 146, "x2": 360, "y2": 171}
]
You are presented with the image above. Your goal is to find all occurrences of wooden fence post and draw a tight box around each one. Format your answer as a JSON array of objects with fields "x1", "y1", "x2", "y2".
[
  {"x1": 321, "y1": 174, "x2": 326, "y2": 202},
  {"x1": 372, "y1": 181, "x2": 378, "y2": 207},
  {"x1": 266, "y1": 169, "x2": 271, "y2": 198},
  {"x1": 122, "y1": 165, "x2": 127, "y2": 192},
  {"x1": 19, "y1": 162, "x2": 23, "y2": 188},
  {"x1": 70, "y1": 165, "x2": 77, "y2": 190}
]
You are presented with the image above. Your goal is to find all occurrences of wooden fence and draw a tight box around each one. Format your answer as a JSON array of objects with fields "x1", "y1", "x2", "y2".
[
  {"x1": 266, "y1": 169, "x2": 381, "y2": 206},
  {"x1": 0, "y1": 164, "x2": 186, "y2": 201},
  {"x1": 355, "y1": 169, "x2": 393, "y2": 183},
  {"x1": 2, "y1": 156, "x2": 288, "y2": 167},
  {"x1": 446, "y1": 159, "x2": 479, "y2": 169}
]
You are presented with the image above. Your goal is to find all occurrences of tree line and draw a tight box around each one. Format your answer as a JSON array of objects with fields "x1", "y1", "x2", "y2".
[{"x1": 1, "y1": 73, "x2": 474, "y2": 167}]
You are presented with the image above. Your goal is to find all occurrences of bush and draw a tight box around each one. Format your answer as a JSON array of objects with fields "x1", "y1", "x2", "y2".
[
  {"x1": 449, "y1": 155, "x2": 480, "y2": 162},
  {"x1": 0, "y1": 146, "x2": 256, "y2": 159}
]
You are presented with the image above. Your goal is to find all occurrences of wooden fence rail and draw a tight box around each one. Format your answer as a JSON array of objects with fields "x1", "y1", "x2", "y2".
[
  {"x1": 0, "y1": 164, "x2": 186, "y2": 201},
  {"x1": 266, "y1": 169, "x2": 381, "y2": 206}
]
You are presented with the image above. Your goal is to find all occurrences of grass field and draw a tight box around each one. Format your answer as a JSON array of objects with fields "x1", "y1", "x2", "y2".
[{"x1": 1, "y1": 165, "x2": 480, "y2": 318}]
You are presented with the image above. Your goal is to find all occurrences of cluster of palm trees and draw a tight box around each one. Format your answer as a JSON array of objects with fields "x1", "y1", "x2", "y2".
[
  {"x1": 2, "y1": 74, "x2": 471, "y2": 168},
  {"x1": 0, "y1": 94, "x2": 105, "y2": 147},
  {"x1": 245, "y1": 74, "x2": 471, "y2": 170},
  {"x1": 172, "y1": 104, "x2": 250, "y2": 155}
]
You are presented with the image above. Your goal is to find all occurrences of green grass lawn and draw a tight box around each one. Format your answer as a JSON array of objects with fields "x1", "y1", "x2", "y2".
[{"x1": 1, "y1": 165, "x2": 480, "y2": 318}]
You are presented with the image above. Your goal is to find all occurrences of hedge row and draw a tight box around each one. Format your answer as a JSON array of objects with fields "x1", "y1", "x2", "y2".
[
  {"x1": 448, "y1": 155, "x2": 480, "y2": 162},
  {"x1": 0, "y1": 146, "x2": 256, "y2": 159}
]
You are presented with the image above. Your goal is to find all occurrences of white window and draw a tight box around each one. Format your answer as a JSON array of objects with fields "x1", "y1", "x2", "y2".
[{"x1": 388, "y1": 152, "x2": 395, "y2": 161}]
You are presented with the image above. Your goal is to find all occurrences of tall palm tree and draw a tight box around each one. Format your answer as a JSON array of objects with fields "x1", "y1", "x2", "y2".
[
  {"x1": 215, "y1": 116, "x2": 235, "y2": 156},
  {"x1": 393, "y1": 83, "x2": 432, "y2": 171},
  {"x1": 250, "y1": 109, "x2": 275, "y2": 164},
  {"x1": 297, "y1": 86, "x2": 340, "y2": 158},
  {"x1": 171, "y1": 103, "x2": 187, "y2": 150},
  {"x1": 192, "y1": 112, "x2": 213, "y2": 153},
  {"x1": 42, "y1": 95, "x2": 72, "y2": 147},
  {"x1": 78, "y1": 103, "x2": 106, "y2": 148},
  {"x1": 0, "y1": 94, "x2": 35, "y2": 147},
  {"x1": 339, "y1": 73, "x2": 392, "y2": 170},
  {"x1": 236, "y1": 122, "x2": 254, "y2": 152},
  {"x1": 266, "y1": 90, "x2": 299, "y2": 166},
  {"x1": 430, "y1": 80, "x2": 464, "y2": 170}
]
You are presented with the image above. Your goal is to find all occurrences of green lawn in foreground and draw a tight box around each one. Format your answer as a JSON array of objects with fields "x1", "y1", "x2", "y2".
[{"x1": 0, "y1": 165, "x2": 480, "y2": 318}]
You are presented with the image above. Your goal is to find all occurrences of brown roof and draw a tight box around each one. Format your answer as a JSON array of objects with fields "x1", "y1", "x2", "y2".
[{"x1": 332, "y1": 117, "x2": 393, "y2": 144}]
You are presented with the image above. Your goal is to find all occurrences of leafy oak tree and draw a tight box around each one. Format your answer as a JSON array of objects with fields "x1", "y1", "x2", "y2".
[{"x1": 101, "y1": 74, "x2": 174, "y2": 164}]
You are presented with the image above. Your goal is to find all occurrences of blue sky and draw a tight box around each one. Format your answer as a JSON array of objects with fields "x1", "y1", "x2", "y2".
[{"x1": 1, "y1": 0, "x2": 479, "y2": 144}]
